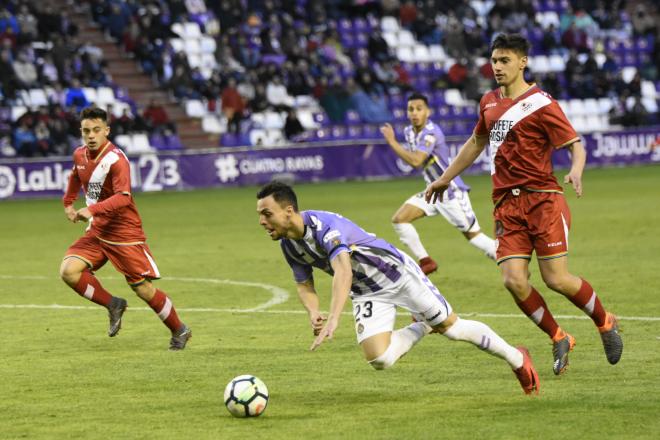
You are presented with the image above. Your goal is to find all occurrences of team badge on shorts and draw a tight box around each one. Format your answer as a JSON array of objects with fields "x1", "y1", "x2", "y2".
[
  {"x1": 357, "y1": 323, "x2": 364, "y2": 334},
  {"x1": 495, "y1": 220, "x2": 504, "y2": 237}
]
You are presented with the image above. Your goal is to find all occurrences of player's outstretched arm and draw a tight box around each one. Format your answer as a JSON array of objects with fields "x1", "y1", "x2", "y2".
[
  {"x1": 310, "y1": 252, "x2": 352, "y2": 351},
  {"x1": 425, "y1": 133, "x2": 488, "y2": 203},
  {"x1": 380, "y1": 123, "x2": 428, "y2": 167},
  {"x1": 296, "y1": 279, "x2": 326, "y2": 336},
  {"x1": 564, "y1": 141, "x2": 586, "y2": 197}
]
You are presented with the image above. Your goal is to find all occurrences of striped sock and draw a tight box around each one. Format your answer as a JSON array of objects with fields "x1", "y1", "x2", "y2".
[
  {"x1": 73, "y1": 270, "x2": 113, "y2": 307},
  {"x1": 147, "y1": 289, "x2": 183, "y2": 333},
  {"x1": 568, "y1": 278, "x2": 607, "y2": 327},
  {"x1": 514, "y1": 287, "x2": 561, "y2": 339}
]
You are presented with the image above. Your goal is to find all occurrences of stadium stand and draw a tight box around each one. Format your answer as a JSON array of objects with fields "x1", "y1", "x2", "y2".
[{"x1": 1, "y1": 0, "x2": 658, "y2": 155}]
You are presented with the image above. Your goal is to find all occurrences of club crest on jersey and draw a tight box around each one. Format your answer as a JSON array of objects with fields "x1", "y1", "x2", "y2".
[
  {"x1": 521, "y1": 102, "x2": 533, "y2": 112},
  {"x1": 357, "y1": 323, "x2": 364, "y2": 334}
]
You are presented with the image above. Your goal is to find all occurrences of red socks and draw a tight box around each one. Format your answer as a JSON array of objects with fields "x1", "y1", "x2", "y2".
[
  {"x1": 568, "y1": 279, "x2": 607, "y2": 327},
  {"x1": 73, "y1": 270, "x2": 113, "y2": 307},
  {"x1": 147, "y1": 289, "x2": 183, "y2": 332},
  {"x1": 514, "y1": 287, "x2": 560, "y2": 339}
]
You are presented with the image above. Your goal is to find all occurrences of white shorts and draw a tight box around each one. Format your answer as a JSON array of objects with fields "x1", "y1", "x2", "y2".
[
  {"x1": 351, "y1": 252, "x2": 454, "y2": 343},
  {"x1": 404, "y1": 189, "x2": 480, "y2": 233}
]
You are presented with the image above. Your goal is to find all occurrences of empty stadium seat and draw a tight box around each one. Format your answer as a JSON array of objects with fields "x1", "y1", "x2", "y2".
[
  {"x1": 28, "y1": 89, "x2": 48, "y2": 107},
  {"x1": 444, "y1": 89, "x2": 465, "y2": 106},
  {"x1": 185, "y1": 100, "x2": 206, "y2": 118},
  {"x1": 96, "y1": 87, "x2": 116, "y2": 106},
  {"x1": 202, "y1": 115, "x2": 225, "y2": 134},
  {"x1": 127, "y1": 133, "x2": 154, "y2": 153},
  {"x1": 397, "y1": 30, "x2": 415, "y2": 47},
  {"x1": 182, "y1": 22, "x2": 202, "y2": 39},
  {"x1": 381, "y1": 16, "x2": 399, "y2": 33}
]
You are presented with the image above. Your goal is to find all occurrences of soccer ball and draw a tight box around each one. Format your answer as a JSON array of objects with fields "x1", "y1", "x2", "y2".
[{"x1": 223, "y1": 375, "x2": 269, "y2": 417}]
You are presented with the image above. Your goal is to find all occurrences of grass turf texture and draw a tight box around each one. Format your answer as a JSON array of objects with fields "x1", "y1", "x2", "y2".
[{"x1": 1, "y1": 165, "x2": 659, "y2": 439}]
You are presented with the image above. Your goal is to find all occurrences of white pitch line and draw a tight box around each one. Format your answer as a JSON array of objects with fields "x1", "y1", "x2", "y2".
[
  {"x1": 2, "y1": 275, "x2": 659, "y2": 322},
  {"x1": 0, "y1": 274, "x2": 289, "y2": 313},
  {"x1": 0, "y1": 303, "x2": 659, "y2": 321}
]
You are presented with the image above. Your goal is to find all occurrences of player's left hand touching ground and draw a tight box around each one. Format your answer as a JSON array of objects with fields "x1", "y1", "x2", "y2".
[
  {"x1": 564, "y1": 171, "x2": 583, "y2": 197},
  {"x1": 309, "y1": 311, "x2": 327, "y2": 336},
  {"x1": 310, "y1": 317, "x2": 339, "y2": 351}
]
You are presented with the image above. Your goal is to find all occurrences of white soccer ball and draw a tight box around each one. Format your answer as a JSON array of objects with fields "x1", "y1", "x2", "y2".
[{"x1": 223, "y1": 375, "x2": 269, "y2": 417}]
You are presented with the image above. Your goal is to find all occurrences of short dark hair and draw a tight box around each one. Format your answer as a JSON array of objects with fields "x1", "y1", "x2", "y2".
[
  {"x1": 491, "y1": 33, "x2": 530, "y2": 57},
  {"x1": 80, "y1": 106, "x2": 108, "y2": 123},
  {"x1": 257, "y1": 181, "x2": 299, "y2": 211},
  {"x1": 407, "y1": 92, "x2": 429, "y2": 106}
]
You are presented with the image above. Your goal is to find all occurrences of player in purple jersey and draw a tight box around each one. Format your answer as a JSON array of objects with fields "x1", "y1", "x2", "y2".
[
  {"x1": 256, "y1": 181, "x2": 540, "y2": 395},
  {"x1": 380, "y1": 93, "x2": 496, "y2": 275}
]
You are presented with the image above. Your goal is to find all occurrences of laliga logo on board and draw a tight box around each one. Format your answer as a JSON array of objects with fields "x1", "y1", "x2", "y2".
[{"x1": 0, "y1": 166, "x2": 17, "y2": 198}]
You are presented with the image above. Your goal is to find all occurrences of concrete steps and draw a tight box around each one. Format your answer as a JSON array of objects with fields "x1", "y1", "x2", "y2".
[{"x1": 58, "y1": 2, "x2": 219, "y2": 150}]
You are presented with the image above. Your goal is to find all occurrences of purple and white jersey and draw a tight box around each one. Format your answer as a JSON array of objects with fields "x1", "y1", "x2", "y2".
[
  {"x1": 280, "y1": 210, "x2": 405, "y2": 296},
  {"x1": 403, "y1": 121, "x2": 470, "y2": 198}
]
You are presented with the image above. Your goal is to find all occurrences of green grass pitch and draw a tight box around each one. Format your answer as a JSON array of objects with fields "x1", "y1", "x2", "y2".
[{"x1": 0, "y1": 165, "x2": 659, "y2": 439}]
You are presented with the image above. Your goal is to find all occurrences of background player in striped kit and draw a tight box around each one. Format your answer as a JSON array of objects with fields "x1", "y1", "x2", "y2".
[
  {"x1": 257, "y1": 181, "x2": 539, "y2": 395},
  {"x1": 59, "y1": 107, "x2": 191, "y2": 350},
  {"x1": 380, "y1": 93, "x2": 496, "y2": 275},
  {"x1": 425, "y1": 34, "x2": 622, "y2": 374}
]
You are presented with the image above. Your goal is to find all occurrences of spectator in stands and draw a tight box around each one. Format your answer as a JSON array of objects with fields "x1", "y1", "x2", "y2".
[
  {"x1": 319, "y1": 30, "x2": 353, "y2": 69},
  {"x1": 13, "y1": 52, "x2": 39, "y2": 89},
  {"x1": 40, "y1": 54, "x2": 60, "y2": 85},
  {"x1": 143, "y1": 99, "x2": 175, "y2": 135},
  {"x1": 399, "y1": 1, "x2": 417, "y2": 28},
  {"x1": 319, "y1": 75, "x2": 351, "y2": 123},
  {"x1": 110, "y1": 108, "x2": 135, "y2": 135},
  {"x1": 541, "y1": 24, "x2": 561, "y2": 54},
  {"x1": 631, "y1": 4, "x2": 655, "y2": 36},
  {"x1": 221, "y1": 77, "x2": 246, "y2": 134},
  {"x1": 349, "y1": 79, "x2": 392, "y2": 124},
  {"x1": 34, "y1": 120, "x2": 55, "y2": 156},
  {"x1": 0, "y1": 49, "x2": 17, "y2": 102},
  {"x1": 266, "y1": 75, "x2": 295, "y2": 111},
  {"x1": 627, "y1": 97, "x2": 649, "y2": 126},
  {"x1": 65, "y1": 79, "x2": 90, "y2": 112},
  {"x1": 367, "y1": 29, "x2": 391, "y2": 62},
  {"x1": 284, "y1": 109, "x2": 305, "y2": 141},
  {"x1": 542, "y1": 72, "x2": 562, "y2": 99},
  {"x1": 447, "y1": 58, "x2": 469, "y2": 91},
  {"x1": 16, "y1": 5, "x2": 38, "y2": 43},
  {"x1": 562, "y1": 22, "x2": 590, "y2": 53},
  {"x1": 443, "y1": 15, "x2": 467, "y2": 58},
  {"x1": 412, "y1": 10, "x2": 441, "y2": 45},
  {"x1": 13, "y1": 119, "x2": 37, "y2": 157},
  {"x1": 250, "y1": 83, "x2": 270, "y2": 113}
]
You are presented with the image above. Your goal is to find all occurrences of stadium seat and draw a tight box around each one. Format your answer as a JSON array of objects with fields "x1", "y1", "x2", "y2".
[
  {"x1": 621, "y1": 66, "x2": 637, "y2": 83},
  {"x1": 585, "y1": 115, "x2": 605, "y2": 132},
  {"x1": 171, "y1": 22, "x2": 185, "y2": 37},
  {"x1": 202, "y1": 115, "x2": 225, "y2": 134},
  {"x1": 111, "y1": 101, "x2": 131, "y2": 117},
  {"x1": 250, "y1": 129, "x2": 268, "y2": 146},
  {"x1": 381, "y1": 16, "x2": 399, "y2": 33},
  {"x1": 529, "y1": 55, "x2": 550, "y2": 74},
  {"x1": 548, "y1": 55, "x2": 565, "y2": 72},
  {"x1": 187, "y1": 53, "x2": 202, "y2": 68},
  {"x1": 200, "y1": 36, "x2": 217, "y2": 54},
  {"x1": 183, "y1": 22, "x2": 202, "y2": 39},
  {"x1": 96, "y1": 87, "x2": 116, "y2": 106},
  {"x1": 297, "y1": 109, "x2": 319, "y2": 130},
  {"x1": 83, "y1": 87, "x2": 97, "y2": 103},
  {"x1": 28, "y1": 89, "x2": 48, "y2": 107},
  {"x1": 583, "y1": 98, "x2": 600, "y2": 115},
  {"x1": 413, "y1": 45, "x2": 431, "y2": 63},
  {"x1": 201, "y1": 53, "x2": 217, "y2": 69},
  {"x1": 571, "y1": 115, "x2": 588, "y2": 132},
  {"x1": 641, "y1": 81, "x2": 657, "y2": 98},
  {"x1": 184, "y1": 38, "x2": 201, "y2": 54},
  {"x1": 263, "y1": 111, "x2": 285, "y2": 129},
  {"x1": 445, "y1": 89, "x2": 464, "y2": 106},
  {"x1": 397, "y1": 30, "x2": 415, "y2": 47},
  {"x1": 641, "y1": 98, "x2": 658, "y2": 113},
  {"x1": 598, "y1": 97, "x2": 614, "y2": 114},
  {"x1": 568, "y1": 99, "x2": 586, "y2": 117},
  {"x1": 396, "y1": 46, "x2": 415, "y2": 63},
  {"x1": 170, "y1": 38, "x2": 185, "y2": 53},
  {"x1": 128, "y1": 133, "x2": 154, "y2": 153},
  {"x1": 185, "y1": 100, "x2": 206, "y2": 118},
  {"x1": 11, "y1": 105, "x2": 28, "y2": 121},
  {"x1": 382, "y1": 32, "x2": 398, "y2": 48},
  {"x1": 429, "y1": 45, "x2": 446, "y2": 62},
  {"x1": 113, "y1": 134, "x2": 131, "y2": 150}
]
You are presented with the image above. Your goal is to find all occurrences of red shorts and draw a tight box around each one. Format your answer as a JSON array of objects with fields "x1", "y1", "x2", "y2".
[
  {"x1": 64, "y1": 231, "x2": 161, "y2": 285},
  {"x1": 493, "y1": 190, "x2": 571, "y2": 264}
]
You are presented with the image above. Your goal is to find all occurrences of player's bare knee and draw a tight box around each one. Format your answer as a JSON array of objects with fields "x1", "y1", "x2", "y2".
[
  {"x1": 59, "y1": 260, "x2": 82, "y2": 285},
  {"x1": 542, "y1": 275, "x2": 570, "y2": 294},
  {"x1": 502, "y1": 273, "x2": 528, "y2": 295}
]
